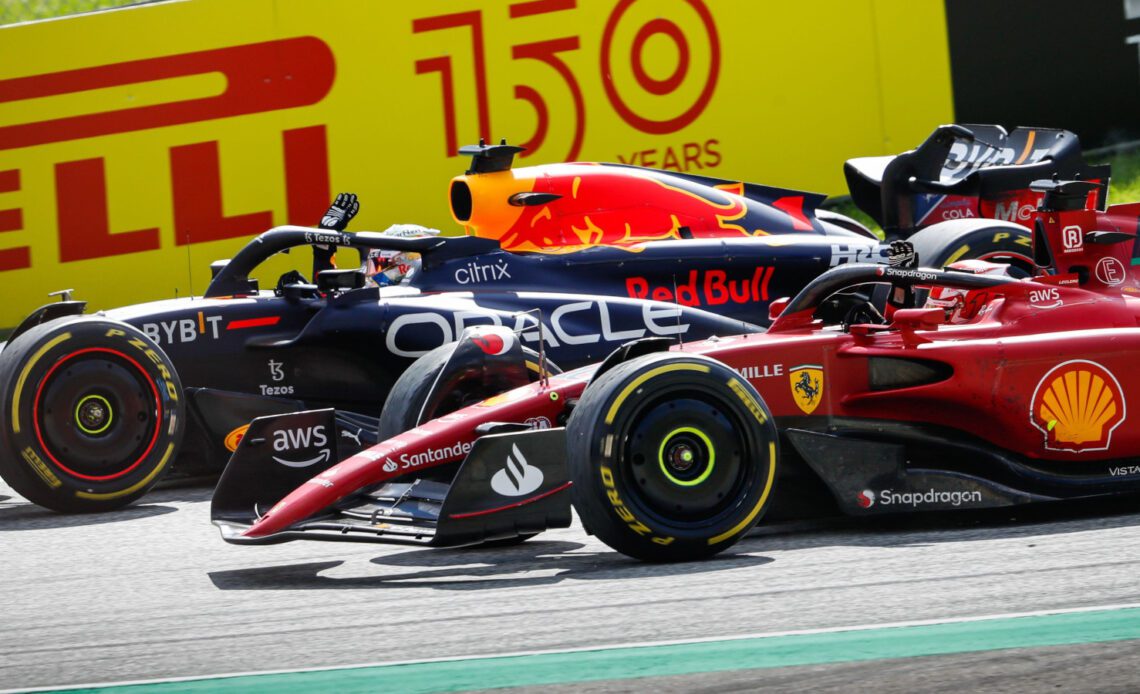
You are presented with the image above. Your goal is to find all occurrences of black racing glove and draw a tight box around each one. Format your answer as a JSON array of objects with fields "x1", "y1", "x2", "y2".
[
  {"x1": 319, "y1": 193, "x2": 360, "y2": 231},
  {"x1": 887, "y1": 240, "x2": 917, "y2": 269},
  {"x1": 886, "y1": 240, "x2": 919, "y2": 309},
  {"x1": 313, "y1": 193, "x2": 360, "y2": 277}
]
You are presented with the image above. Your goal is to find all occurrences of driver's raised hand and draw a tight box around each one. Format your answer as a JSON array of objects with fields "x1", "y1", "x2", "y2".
[
  {"x1": 887, "y1": 240, "x2": 918, "y2": 269},
  {"x1": 320, "y1": 193, "x2": 360, "y2": 231}
]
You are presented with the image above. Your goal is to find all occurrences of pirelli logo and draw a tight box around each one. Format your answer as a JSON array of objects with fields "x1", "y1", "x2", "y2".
[
  {"x1": 727, "y1": 378, "x2": 767, "y2": 424},
  {"x1": 22, "y1": 446, "x2": 61, "y2": 488},
  {"x1": 0, "y1": 36, "x2": 336, "y2": 283}
]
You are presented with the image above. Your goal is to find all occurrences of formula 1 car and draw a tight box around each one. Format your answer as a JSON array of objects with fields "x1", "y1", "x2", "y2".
[
  {"x1": 212, "y1": 177, "x2": 1140, "y2": 561},
  {"x1": 0, "y1": 125, "x2": 1103, "y2": 512}
]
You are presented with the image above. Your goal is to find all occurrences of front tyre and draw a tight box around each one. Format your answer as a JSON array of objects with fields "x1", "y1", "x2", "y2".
[
  {"x1": 0, "y1": 318, "x2": 184, "y2": 512},
  {"x1": 378, "y1": 343, "x2": 561, "y2": 440},
  {"x1": 378, "y1": 342, "x2": 561, "y2": 548},
  {"x1": 567, "y1": 353, "x2": 778, "y2": 562}
]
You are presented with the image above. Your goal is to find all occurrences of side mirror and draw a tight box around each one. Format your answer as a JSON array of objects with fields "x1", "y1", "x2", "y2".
[
  {"x1": 768, "y1": 297, "x2": 790, "y2": 321},
  {"x1": 891, "y1": 308, "x2": 944, "y2": 330},
  {"x1": 889, "y1": 307, "x2": 943, "y2": 345},
  {"x1": 317, "y1": 269, "x2": 366, "y2": 292}
]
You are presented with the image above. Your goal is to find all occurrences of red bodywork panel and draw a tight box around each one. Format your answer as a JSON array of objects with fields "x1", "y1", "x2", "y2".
[
  {"x1": 708, "y1": 290, "x2": 1140, "y2": 461},
  {"x1": 244, "y1": 374, "x2": 586, "y2": 537}
]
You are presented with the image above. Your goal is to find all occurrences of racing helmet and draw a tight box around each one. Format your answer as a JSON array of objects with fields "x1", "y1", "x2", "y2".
[
  {"x1": 362, "y1": 248, "x2": 417, "y2": 286},
  {"x1": 924, "y1": 258, "x2": 1012, "y2": 322},
  {"x1": 360, "y1": 224, "x2": 440, "y2": 286}
]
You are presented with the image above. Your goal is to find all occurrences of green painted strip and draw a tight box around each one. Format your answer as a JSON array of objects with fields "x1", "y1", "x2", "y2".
[{"x1": 49, "y1": 607, "x2": 1140, "y2": 694}]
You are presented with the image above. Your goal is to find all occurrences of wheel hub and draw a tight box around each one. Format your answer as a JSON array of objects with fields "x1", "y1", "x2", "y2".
[
  {"x1": 668, "y1": 444, "x2": 695, "y2": 470},
  {"x1": 75, "y1": 394, "x2": 113, "y2": 435},
  {"x1": 658, "y1": 427, "x2": 715, "y2": 486},
  {"x1": 35, "y1": 351, "x2": 159, "y2": 480},
  {"x1": 622, "y1": 395, "x2": 747, "y2": 521}
]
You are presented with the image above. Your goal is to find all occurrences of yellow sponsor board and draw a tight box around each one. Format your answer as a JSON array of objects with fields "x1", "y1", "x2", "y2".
[{"x1": 0, "y1": 0, "x2": 952, "y2": 327}]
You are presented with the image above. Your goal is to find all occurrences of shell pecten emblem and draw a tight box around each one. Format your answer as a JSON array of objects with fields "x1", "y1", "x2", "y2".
[{"x1": 1030, "y1": 360, "x2": 1126, "y2": 453}]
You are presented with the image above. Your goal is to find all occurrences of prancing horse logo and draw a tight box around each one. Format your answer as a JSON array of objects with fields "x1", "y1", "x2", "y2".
[{"x1": 789, "y1": 364, "x2": 824, "y2": 414}]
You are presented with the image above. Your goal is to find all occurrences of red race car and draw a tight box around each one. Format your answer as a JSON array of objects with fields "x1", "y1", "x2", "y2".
[{"x1": 212, "y1": 178, "x2": 1140, "y2": 561}]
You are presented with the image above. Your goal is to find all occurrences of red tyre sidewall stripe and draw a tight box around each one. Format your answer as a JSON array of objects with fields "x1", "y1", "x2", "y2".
[{"x1": 31, "y1": 347, "x2": 163, "y2": 482}]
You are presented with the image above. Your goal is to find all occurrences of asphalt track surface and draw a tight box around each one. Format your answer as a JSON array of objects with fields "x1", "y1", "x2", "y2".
[{"x1": 3, "y1": 478, "x2": 1140, "y2": 692}]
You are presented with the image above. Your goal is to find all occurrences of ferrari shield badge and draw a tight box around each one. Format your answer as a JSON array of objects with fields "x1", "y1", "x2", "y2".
[
  {"x1": 1030, "y1": 360, "x2": 1125, "y2": 452},
  {"x1": 789, "y1": 364, "x2": 824, "y2": 414}
]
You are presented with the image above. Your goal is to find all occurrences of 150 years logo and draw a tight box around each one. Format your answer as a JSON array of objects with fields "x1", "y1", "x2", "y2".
[{"x1": 412, "y1": 0, "x2": 720, "y2": 168}]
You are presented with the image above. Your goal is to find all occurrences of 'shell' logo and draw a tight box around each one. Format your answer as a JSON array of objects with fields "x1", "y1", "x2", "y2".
[{"x1": 1030, "y1": 360, "x2": 1125, "y2": 453}]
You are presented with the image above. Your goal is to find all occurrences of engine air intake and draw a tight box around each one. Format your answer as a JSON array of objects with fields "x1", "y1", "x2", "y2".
[{"x1": 450, "y1": 180, "x2": 473, "y2": 222}]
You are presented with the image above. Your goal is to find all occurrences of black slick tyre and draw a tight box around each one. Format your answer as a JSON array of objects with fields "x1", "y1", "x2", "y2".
[
  {"x1": 908, "y1": 220, "x2": 1035, "y2": 276},
  {"x1": 378, "y1": 343, "x2": 561, "y2": 439},
  {"x1": 567, "y1": 352, "x2": 778, "y2": 562},
  {"x1": 0, "y1": 318, "x2": 184, "y2": 512}
]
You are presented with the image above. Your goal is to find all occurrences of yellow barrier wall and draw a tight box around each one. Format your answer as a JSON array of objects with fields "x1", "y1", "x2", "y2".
[{"x1": 0, "y1": 0, "x2": 953, "y2": 326}]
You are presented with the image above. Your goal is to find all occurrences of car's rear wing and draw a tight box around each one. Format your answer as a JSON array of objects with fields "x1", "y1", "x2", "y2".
[{"x1": 844, "y1": 124, "x2": 1110, "y2": 238}]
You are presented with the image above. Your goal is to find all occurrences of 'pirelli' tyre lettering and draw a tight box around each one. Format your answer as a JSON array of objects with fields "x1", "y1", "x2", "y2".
[
  {"x1": 987, "y1": 231, "x2": 1033, "y2": 248},
  {"x1": 601, "y1": 465, "x2": 674, "y2": 546},
  {"x1": 125, "y1": 336, "x2": 179, "y2": 401},
  {"x1": 22, "y1": 447, "x2": 61, "y2": 488},
  {"x1": 727, "y1": 378, "x2": 767, "y2": 424}
]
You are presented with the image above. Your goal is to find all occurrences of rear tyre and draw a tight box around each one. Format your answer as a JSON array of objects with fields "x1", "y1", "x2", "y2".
[
  {"x1": 817, "y1": 208, "x2": 876, "y2": 239},
  {"x1": 378, "y1": 343, "x2": 561, "y2": 439},
  {"x1": 908, "y1": 220, "x2": 1035, "y2": 276},
  {"x1": 0, "y1": 318, "x2": 184, "y2": 512},
  {"x1": 566, "y1": 353, "x2": 778, "y2": 562}
]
